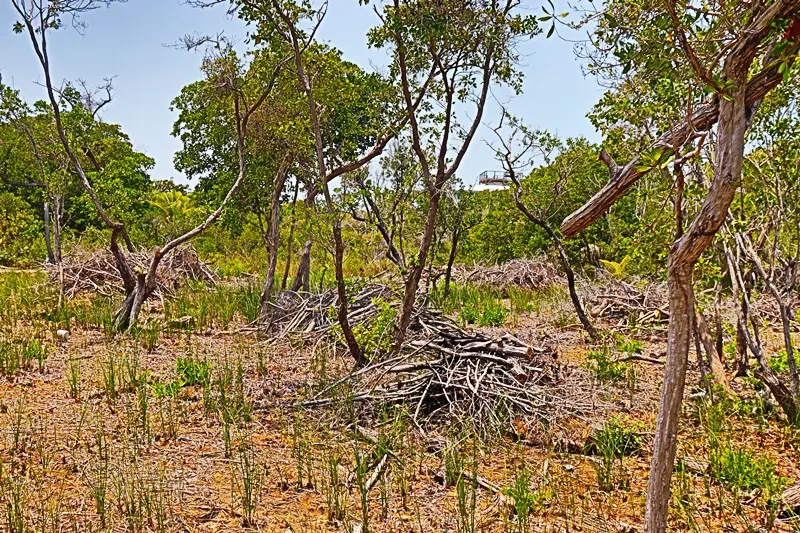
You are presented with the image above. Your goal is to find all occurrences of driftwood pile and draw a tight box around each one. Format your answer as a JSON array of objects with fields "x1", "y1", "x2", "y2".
[
  {"x1": 269, "y1": 283, "x2": 589, "y2": 432},
  {"x1": 49, "y1": 246, "x2": 218, "y2": 298},
  {"x1": 451, "y1": 258, "x2": 562, "y2": 291},
  {"x1": 586, "y1": 278, "x2": 669, "y2": 329}
]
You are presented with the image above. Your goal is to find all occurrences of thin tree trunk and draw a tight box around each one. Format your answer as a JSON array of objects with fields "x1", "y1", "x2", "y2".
[
  {"x1": 394, "y1": 184, "x2": 443, "y2": 349},
  {"x1": 714, "y1": 287, "x2": 724, "y2": 362},
  {"x1": 278, "y1": 9, "x2": 365, "y2": 365},
  {"x1": 258, "y1": 164, "x2": 290, "y2": 319},
  {"x1": 508, "y1": 176, "x2": 598, "y2": 340},
  {"x1": 443, "y1": 211, "x2": 462, "y2": 298},
  {"x1": 282, "y1": 179, "x2": 300, "y2": 291},
  {"x1": 43, "y1": 200, "x2": 55, "y2": 264}
]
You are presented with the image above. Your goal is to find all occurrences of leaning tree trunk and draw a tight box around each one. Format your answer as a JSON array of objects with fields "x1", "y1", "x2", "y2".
[
  {"x1": 508, "y1": 175, "x2": 598, "y2": 340},
  {"x1": 443, "y1": 211, "x2": 463, "y2": 298},
  {"x1": 645, "y1": 55, "x2": 751, "y2": 533}
]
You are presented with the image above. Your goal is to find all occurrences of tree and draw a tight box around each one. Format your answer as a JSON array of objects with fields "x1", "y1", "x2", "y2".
[
  {"x1": 11, "y1": 0, "x2": 287, "y2": 330},
  {"x1": 491, "y1": 116, "x2": 598, "y2": 340},
  {"x1": 559, "y1": 2, "x2": 800, "y2": 531},
  {"x1": 191, "y1": 0, "x2": 412, "y2": 364},
  {"x1": 367, "y1": 0, "x2": 537, "y2": 349}
]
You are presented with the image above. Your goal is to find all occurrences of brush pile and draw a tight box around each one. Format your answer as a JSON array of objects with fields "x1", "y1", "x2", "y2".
[
  {"x1": 586, "y1": 278, "x2": 669, "y2": 329},
  {"x1": 451, "y1": 258, "x2": 562, "y2": 291},
  {"x1": 307, "y1": 329, "x2": 576, "y2": 432},
  {"x1": 272, "y1": 283, "x2": 591, "y2": 432},
  {"x1": 50, "y1": 246, "x2": 218, "y2": 298},
  {"x1": 260, "y1": 283, "x2": 396, "y2": 336}
]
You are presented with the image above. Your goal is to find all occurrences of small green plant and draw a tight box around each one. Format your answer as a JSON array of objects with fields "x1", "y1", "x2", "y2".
[
  {"x1": 154, "y1": 391, "x2": 181, "y2": 443},
  {"x1": 460, "y1": 305, "x2": 479, "y2": 325},
  {"x1": 112, "y1": 460, "x2": 174, "y2": 533},
  {"x1": 615, "y1": 336, "x2": 643, "y2": 355},
  {"x1": 709, "y1": 444, "x2": 785, "y2": 492},
  {"x1": 584, "y1": 347, "x2": 630, "y2": 383},
  {"x1": 66, "y1": 359, "x2": 81, "y2": 400},
  {"x1": 232, "y1": 435, "x2": 264, "y2": 528},
  {"x1": 454, "y1": 445, "x2": 478, "y2": 533},
  {"x1": 152, "y1": 380, "x2": 182, "y2": 399},
  {"x1": 291, "y1": 419, "x2": 314, "y2": 488},
  {"x1": 254, "y1": 348, "x2": 269, "y2": 378},
  {"x1": 0, "y1": 338, "x2": 48, "y2": 375},
  {"x1": 121, "y1": 348, "x2": 147, "y2": 392},
  {"x1": 479, "y1": 302, "x2": 507, "y2": 327},
  {"x1": 508, "y1": 286, "x2": 536, "y2": 314},
  {"x1": 176, "y1": 357, "x2": 211, "y2": 387},
  {"x1": 768, "y1": 349, "x2": 791, "y2": 374},
  {"x1": 589, "y1": 418, "x2": 642, "y2": 491},
  {"x1": 353, "y1": 446, "x2": 371, "y2": 533},
  {"x1": 88, "y1": 424, "x2": 110, "y2": 528},
  {"x1": 23, "y1": 339, "x2": 47, "y2": 373},
  {"x1": 350, "y1": 298, "x2": 397, "y2": 359},
  {"x1": 100, "y1": 354, "x2": 119, "y2": 402},
  {"x1": 505, "y1": 465, "x2": 535, "y2": 533},
  {"x1": 135, "y1": 321, "x2": 161, "y2": 352},
  {"x1": 323, "y1": 451, "x2": 347, "y2": 521},
  {"x1": 0, "y1": 463, "x2": 28, "y2": 533}
]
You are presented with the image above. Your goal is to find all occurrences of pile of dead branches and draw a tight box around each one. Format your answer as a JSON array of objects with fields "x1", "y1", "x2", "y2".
[
  {"x1": 50, "y1": 246, "x2": 218, "y2": 298},
  {"x1": 280, "y1": 292, "x2": 589, "y2": 432},
  {"x1": 260, "y1": 283, "x2": 396, "y2": 336},
  {"x1": 451, "y1": 258, "x2": 562, "y2": 291},
  {"x1": 586, "y1": 278, "x2": 669, "y2": 329}
]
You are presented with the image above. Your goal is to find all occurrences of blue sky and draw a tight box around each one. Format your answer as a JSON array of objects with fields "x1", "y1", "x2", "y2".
[{"x1": 1, "y1": 0, "x2": 604, "y2": 186}]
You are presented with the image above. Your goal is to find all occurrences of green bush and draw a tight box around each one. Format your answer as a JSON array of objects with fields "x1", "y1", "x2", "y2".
[
  {"x1": 0, "y1": 192, "x2": 44, "y2": 266},
  {"x1": 351, "y1": 298, "x2": 397, "y2": 359},
  {"x1": 590, "y1": 418, "x2": 643, "y2": 491}
]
